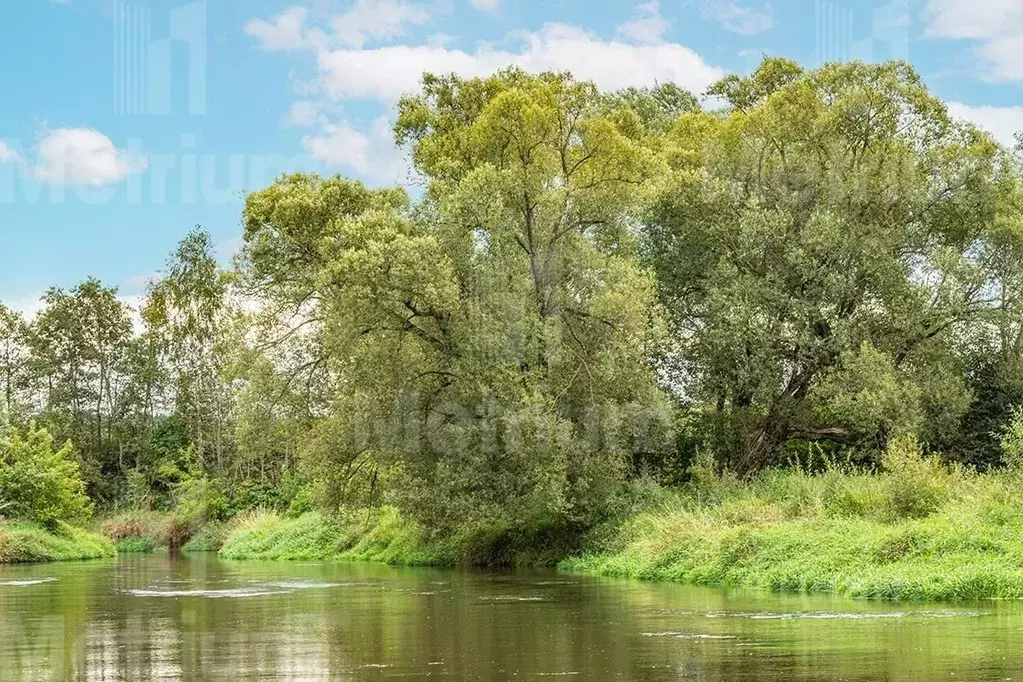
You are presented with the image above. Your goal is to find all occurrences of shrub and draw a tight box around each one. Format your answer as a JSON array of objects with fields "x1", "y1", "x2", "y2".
[
  {"x1": 880, "y1": 436, "x2": 949, "y2": 520},
  {"x1": 0, "y1": 424, "x2": 92, "y2": 528},
  {"x1": 998, "y1": 406, "x2": 1023, "y2": 470},
  {"x1": 172, "y1": 475, "x2": 229, "y2": 535}
]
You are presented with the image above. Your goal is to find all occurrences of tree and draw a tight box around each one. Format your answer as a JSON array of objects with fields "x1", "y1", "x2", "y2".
[
  {"x1": 240, "y1": 69, "x2": 674, "y2": 529},
  {"x1": 28, "y1": 279, "x2": 133, "y2": 498},
  {"x1": 0, "y1": 423, "x2": 92, "y2": 528},
  {"x1": 0, "y1": 304, "x2": 29, "y2": 421},
  {"x1": 645, "y1": 59, "x2": 1022, "y2": 475},
  {"x1": 144, "y1": 229, "x2": 235, "y2": 476}
]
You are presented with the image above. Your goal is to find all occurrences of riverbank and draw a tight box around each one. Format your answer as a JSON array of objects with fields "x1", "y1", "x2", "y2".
[
  {"x1": 218, "y1": 507, "x2": 580, "y2": 567},
  {"x1": 90, "y1": 447, "x2": 1023, "y2": 601},
  {"x1": 562, "y1": 459, "x2": 1023, "y2": 601},
  {"x1": 0, "y1": 522, "x2": 114, "y2": 563}
]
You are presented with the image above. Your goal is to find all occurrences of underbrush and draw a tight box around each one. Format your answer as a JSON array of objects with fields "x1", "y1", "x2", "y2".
[
  {"x1": 0, "y1": 521, "x2": 115, "y2": 563},
  {"x1": 219, "y1": 506, "x2": 582, "y2": 567},
  {"x1": 100, "y1": 511, "x2": 193, "y2": 552},
  {"x1": 562, "y1": 439, "x2": 1023, "y2": 600}
]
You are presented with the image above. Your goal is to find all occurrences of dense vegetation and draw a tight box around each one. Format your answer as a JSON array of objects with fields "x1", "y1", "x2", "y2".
[{"x1": 3, "y1": 58, "x2": 1023, "y2": 595}]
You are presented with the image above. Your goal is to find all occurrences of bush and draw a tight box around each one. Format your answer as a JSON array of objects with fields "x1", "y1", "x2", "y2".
[
  {"x1": 0, "y1": 424, "x2": 92, "y2": 528},
  {"x1": 879, "y1": 436, "x2": 950, "y2": 521},
  {"x1": 0, "y1": 521, "x2": 114, "y2": 563}
]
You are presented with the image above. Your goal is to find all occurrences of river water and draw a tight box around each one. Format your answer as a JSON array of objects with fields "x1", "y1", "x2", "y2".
[{"x1": 0, "y1": 554, "x2": 1017, "y2": 680}]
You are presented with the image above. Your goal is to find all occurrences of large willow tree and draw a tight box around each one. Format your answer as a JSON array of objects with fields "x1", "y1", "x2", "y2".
[
  {"x1": 647, "y1": 59, "x2": 1023, "y2": 475},
  {"x1": 240, "y1": 70, "x2": 673, "y2": 529}
]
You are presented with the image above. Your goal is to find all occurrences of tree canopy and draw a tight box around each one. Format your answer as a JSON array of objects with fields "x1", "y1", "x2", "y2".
[{"x1": 2, "y1": 58, "x2": 1022, "y2": 533}]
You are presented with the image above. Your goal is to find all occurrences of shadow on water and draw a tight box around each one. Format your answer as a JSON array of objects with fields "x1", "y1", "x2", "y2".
[{"x1": 0, "y1": 554, "x2": 1019, "y2": 681}]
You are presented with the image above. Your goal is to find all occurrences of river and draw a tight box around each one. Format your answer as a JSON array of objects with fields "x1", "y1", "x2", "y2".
[{"x1": 0, "y1": 554, "x2": 1017, "y2": 680}]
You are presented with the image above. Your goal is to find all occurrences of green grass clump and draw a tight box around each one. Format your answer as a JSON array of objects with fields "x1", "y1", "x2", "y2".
[
  {"x1": 219, "y1": 508, "x2": 438, "y2": 563},
  {"x1": 219, "y1": 506, "x2": 581, "y2": 568},
  {"x1": 561, "y1": 447, "x2": 1023, "y2": 601},
  {"x1": 220, "y1": 511, "x2": 353, "y2": 561},
  {"x1": 0, "y1": 521, "x2": 114, "y2": 563},
  {"x1": 114, "y1": 536, "x2": 157, "y2": 553}
]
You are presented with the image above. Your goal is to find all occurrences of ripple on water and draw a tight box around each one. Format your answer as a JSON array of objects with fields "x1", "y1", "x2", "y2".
[
  {"x1": 259, "y1": 581, "x2": 370, "y2": 590},
  {"x1": 479, "y1": 595, "x2": 546, "y2": 602},
  {"x1": 122, "y1": 588, "x2": 294, "y2": 598},
  {"x1": 0, "y1": 578, "x2": 58, "y2": 587},
  {"x1": 641, "y1": 632, "x2": 737, "y2": 640}
]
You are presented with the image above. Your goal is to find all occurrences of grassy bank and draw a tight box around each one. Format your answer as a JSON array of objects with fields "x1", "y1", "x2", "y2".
[
  {"x1": 219, "y1": 506, "x2": 581, "y2": 568},
  {"x1": 562, "y1": 448, "x2": 1023, "y2": 601},
  {"x1": 0, "y1": 522, "x2": 115, "y2": 563},
  {"x1": 100, "y1": 441, "x2": 1023, "y2": 602}
]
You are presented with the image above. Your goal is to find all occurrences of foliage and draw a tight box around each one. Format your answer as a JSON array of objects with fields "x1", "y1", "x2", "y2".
[
  {"x1": 563, "y1": 461, "x2": 1023, "y2": 601},
  {"x1": 240, "y1": 68, "x2": 674, "y2": 533},
  {"x1": 646, "y1": 58, "x2": 1023, "y2": 474},
  {"x1": 219, "y1": 506, "x2": 579, "y2": 567},
  {"x1": 998, "y1": 406, "x2": 1023, "y2": 470},
  {"x1": 3, "y1": 59, "x2": 1023, "y2": 572},
  {"x1": 0, "y1": 521, "x2": 114, "y2": 563},
  {"x1": 0, "y1": 424, "x2": 92, "y2": 528}
]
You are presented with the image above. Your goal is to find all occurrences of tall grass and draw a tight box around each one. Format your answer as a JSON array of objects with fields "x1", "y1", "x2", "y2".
[
  {"x1": 0, "y1": 521, "x2": 115, "y2": 563},
  {"x1": 562, "y1": 442, "x2": 1023, "y2": 600},
  {"x1": 219, "y1": 506, "x2": 582, "y2": 567}
]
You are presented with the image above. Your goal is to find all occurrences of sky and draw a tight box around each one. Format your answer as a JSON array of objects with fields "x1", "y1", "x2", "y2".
[{"x1": 1, "y1": 0, "x2": 1021, "y2": 315}]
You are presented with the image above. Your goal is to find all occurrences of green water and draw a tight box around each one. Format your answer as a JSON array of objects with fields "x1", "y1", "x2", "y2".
[{"x1": 0, "y1": 554, "x2": 1018, "y2": 681}]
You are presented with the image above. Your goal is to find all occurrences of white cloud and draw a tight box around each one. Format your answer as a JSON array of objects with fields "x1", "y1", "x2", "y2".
[
  {"x1": 283, "y1": 100, "x2": 323, "y2": 127},
  {"x1": 0, "y1": 141, "x2": 18, "y2": 164},
  {"x1": 617, "y1": 1, "x2": 669, "y2": 45},
  {"x1": 302, "y1": 116, "x2": 409, "y2": 184},
  {"x1": 33, "y1": 127, "x2": 145, "y2": 187},
  {"x1": 924, "y1": 0, "x2": 1023, "y2": 81},
  {"x1": 700, "y1": 0, "x2": 773, "y2": 36},
  {"x1": 247, "y1": 1, "x2": 431, "y2": 52},
  {"x1": 315, "y1": 23, "x2": 724, "y2": 104},
  {"x1": 245, "y1": 6, "x2": 311, "y2": 52},
  {"x1": 331, "y1": 0, "x2": 430, "y2": 48},
  {"x1": 247, "y1": 7, "x2": 724, "y2": 186},
  {"x1": 924, "y1": 0, "x2": 1020, "y2": 40},
  {"x1": 947, "y1": 102, "x2": 1023, "y2": 148},
  {"x1": 469, "y1": 0, "x2": 501, "y2": 11}
]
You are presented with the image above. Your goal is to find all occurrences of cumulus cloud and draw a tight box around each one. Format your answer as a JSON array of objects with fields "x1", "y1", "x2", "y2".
[
  {"x1": 247, "y1": 1, "x2": 430, "y2": 52},
  {"x1": 245, "y1": 6, "x2": 311, "y2": 51},
  {"x1": 315, "y1": 23, "x2": 724, "y2": 104},
  {"x1": 924, "y1": 0, "x2": 1023, "y2": 81},
  {"x1": 700, "y1": 0, "x2": 773, "y2": 36},
  {"x1": 469, "y1": 0, "x2": 501, "y2": 11},
  {"x1": 33, "y1": 127, "x2": 145, "y2": 187},
  {"x1": 283, "y1": 100, "x2": 324, "y2": 127},
  {"x1": 947, "y1": 102, "x2": 1023, "y2": 148},
  {"x1": 246, "y1": 4, "x2": 724, "y2": 184},
  {"x1": 617, "y1": 1, "x2": 669, "y2": 45},
  {"x1": 302, "y1": 116, "x2": 409, "y2": 184},
  {"x1": 331, "y1": 0, "x2": 430, "y2": 48}
]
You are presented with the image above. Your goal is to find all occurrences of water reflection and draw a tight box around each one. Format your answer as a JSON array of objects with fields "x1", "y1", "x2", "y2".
[{"x1": 0, "y1": 554, "x2": 1020, "y2": 681}]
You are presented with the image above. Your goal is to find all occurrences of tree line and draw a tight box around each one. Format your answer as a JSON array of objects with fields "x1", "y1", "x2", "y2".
[{"x1": 2, "y1": 58, "x2": 1023, "y2": 533}]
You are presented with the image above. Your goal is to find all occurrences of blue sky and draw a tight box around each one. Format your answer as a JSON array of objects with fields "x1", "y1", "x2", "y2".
[{"x1": 1, "y1": 0, "x2": 1020, "y2": 314}]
